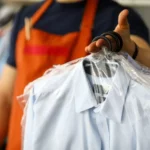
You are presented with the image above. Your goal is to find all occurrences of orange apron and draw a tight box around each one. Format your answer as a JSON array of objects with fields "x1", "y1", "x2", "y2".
[{"x1": 7, "y1": 0, "x2": 99, "y2": 149}]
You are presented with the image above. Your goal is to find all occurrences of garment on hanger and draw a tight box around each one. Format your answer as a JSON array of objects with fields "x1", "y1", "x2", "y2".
[
  {"x1": 19, "y1": 47, "x2": 150, "y2": 150},
  {"x1": 0, "y1": 4, "x2": 22, "y2": 28},
  {"x1": 121, "y1": 52, "x2": 150, "y2": 75},
  {"x1": 0, "y1": 24, "x2": 12, "y2": 74}
]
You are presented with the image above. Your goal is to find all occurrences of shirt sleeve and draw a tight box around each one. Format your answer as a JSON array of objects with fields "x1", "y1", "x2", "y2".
[{"x1": 6, "y1": 8, "x2": 25, "y2": 68}]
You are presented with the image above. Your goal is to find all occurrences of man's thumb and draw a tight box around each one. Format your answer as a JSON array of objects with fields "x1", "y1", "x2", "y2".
[{"x1": 116, "y1": 9, "x2": 129, "y2": 30}]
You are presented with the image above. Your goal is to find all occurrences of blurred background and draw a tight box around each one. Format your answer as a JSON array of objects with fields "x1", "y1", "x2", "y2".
[
  {"x1": 114, "y1": 0, "x2": 150, "y2": 34},
  {"x1": 1, "y1": 0, "x2": 150, "y2": 31},
  {"x1": 0, "y1": 0, "x2": 150, "y2": 149}
]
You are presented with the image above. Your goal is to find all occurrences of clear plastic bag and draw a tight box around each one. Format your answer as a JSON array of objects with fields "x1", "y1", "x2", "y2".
[{"x1": 18, "y1": 47, "x2": 150, "y2": 150}]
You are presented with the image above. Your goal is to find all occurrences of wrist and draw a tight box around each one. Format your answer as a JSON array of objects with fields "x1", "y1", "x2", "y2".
[
  {"x1": 124, "y1": 40, "x2": 139, "y2": 60},
  {"x1": 124, "y1": 40, "x2": 135, "y2": 56}
]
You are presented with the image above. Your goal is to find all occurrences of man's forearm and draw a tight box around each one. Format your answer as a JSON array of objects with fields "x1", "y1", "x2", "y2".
[
  {"x1": 0, "y1": 93, "x2": 11, "y2": 146},
  {"x1": 125, "y1": 36, "x2": 150, "y2": 68},
  {"x1": 135, "y1": 47, "x2": 150, "y2": 68},
  {"x1": 125, "y1": 44, "x2": 150, "y2": 68}
]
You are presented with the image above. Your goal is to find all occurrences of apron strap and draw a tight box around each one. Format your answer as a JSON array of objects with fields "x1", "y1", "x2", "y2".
[
  {"x1": 25, "y1": 0, "x2": 99, "y2": 56},
  {"x1": 70, "y1": 0, "x2": 99, "y2": 60},
  {"x1": 31, "y1": 0, "x2": 53, "y2": 27},
  {"x1": 25, "y1": 0, "x2": 53, "y2": 40},
  {"x1": 31, "y1": 0, "x2": 98, "y2": 29},
  {"x1": 80, "y1": 0, "x2": 99, "y2": 31}
]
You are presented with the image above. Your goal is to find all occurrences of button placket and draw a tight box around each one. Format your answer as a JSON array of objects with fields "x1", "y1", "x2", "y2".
[{"x1": 95, "y1": 112, "x2": 110, "y2": 150}]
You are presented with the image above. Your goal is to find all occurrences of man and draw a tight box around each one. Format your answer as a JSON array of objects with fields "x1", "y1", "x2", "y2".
[{"x1": 0, "y1": 0, "x2": 150, "y2": 150}]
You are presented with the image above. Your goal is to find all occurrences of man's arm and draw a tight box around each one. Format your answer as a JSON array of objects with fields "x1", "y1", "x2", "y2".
[
  {"x1": 128, "y1": 35, "x2": 150, "y2": 68},
  {"x1": 0, "y1": 65, "x2": 16, "y2": 146},
  {"x1": 116, "y1": 9, "x2": 150, "y2": 67},
  {"x1": 86, "y1": 9, "x2": 150, "y2": 68}
]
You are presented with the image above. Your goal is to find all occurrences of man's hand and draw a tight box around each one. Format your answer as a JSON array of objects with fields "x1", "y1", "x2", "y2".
[
  {"x1": 85, "y1": 9, "x2": 135, "y2": 53},
  {"x1": 85, "y1": 9, "x2": 150, "y2": 68}
]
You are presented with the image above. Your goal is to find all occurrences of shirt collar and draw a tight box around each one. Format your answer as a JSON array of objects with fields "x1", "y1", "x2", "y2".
[{"x1": 74, "y1": 58, "x2": 131, "y2": 123}]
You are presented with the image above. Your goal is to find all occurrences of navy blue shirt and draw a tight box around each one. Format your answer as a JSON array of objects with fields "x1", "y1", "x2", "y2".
[{"x1": 7, "y1": 0, "x2": 149, "y2": 68}]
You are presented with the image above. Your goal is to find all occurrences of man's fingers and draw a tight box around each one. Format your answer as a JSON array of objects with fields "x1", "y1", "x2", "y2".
[
  {"x1": 85, "y1": 41, "x2": 99, "y2": 53},
  {"x1": 96, "y1": 38, "x2": 107, "y2": 47},
  {"x1": 86, "y1": 37, "x2": 116, "y2": 53},
  {"x1": 86, "y1": 9, "x2": 130, "y2": 54}
]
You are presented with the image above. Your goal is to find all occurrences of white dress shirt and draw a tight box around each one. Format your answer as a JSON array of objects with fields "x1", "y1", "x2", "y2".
[{"x1": 22, "y1": 58, "x2": 150, "y2": 150}]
